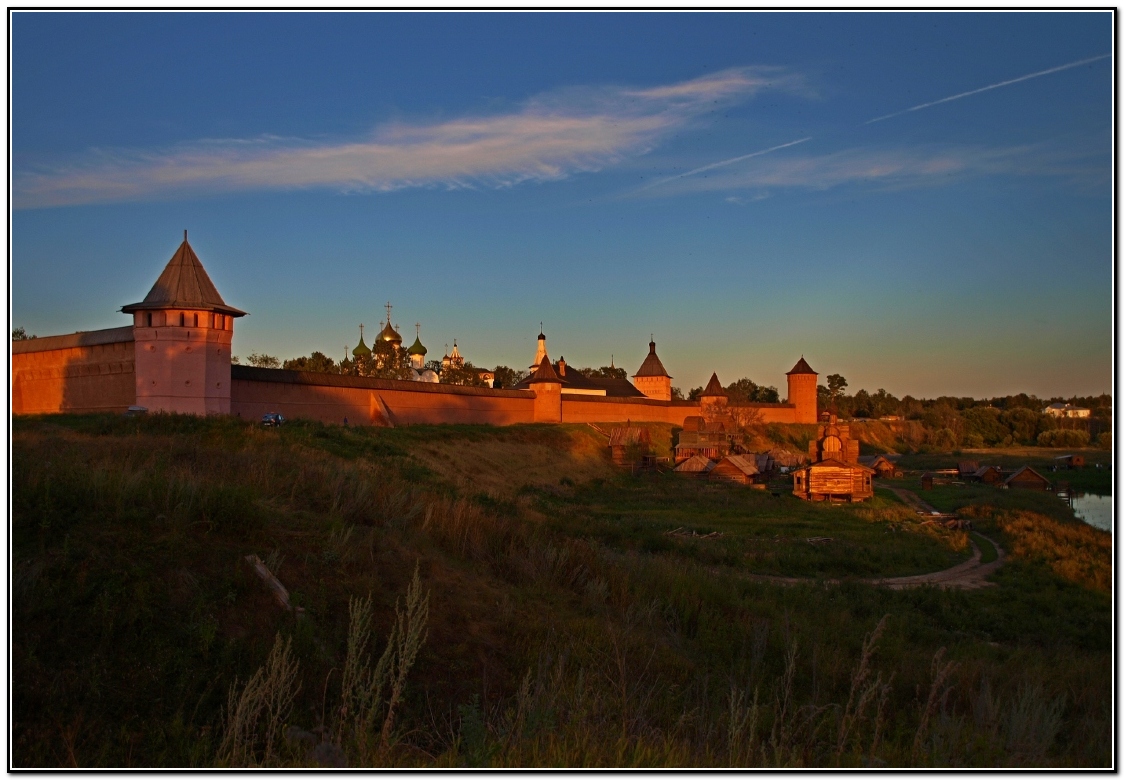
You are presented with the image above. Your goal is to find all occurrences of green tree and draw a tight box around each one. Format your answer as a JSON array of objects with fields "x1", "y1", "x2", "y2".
[
  {"x1": 247, "y1": 352, "x2": 281, "y2": 369},
  {"x1": 687, "y1": 386, "x2": 704, "y2": 401},
  {"x1": 441, "y1": 361, "x2": 488, "y2": 387},
  {"x1": 724, "y1": 378, "x2": 780, "y2": 404},
  {"x1": 283, "y1": 351, "x2": 339, "y2": 374},
  {"x1": 826, "y1": 374, "x2": 848, "y2": 407},
  {"x1": 577, "y1": 365, "x2": 627, "y2": 380},
  {"x1": 12, "y1": 327, "x2": 34, "y2": 341},
  {"x1": 492, "y1": 366, "x2": 528, "y2": 389},
  {"x1": 671, "y1": 387, "x2": 684, "y2": 401}
]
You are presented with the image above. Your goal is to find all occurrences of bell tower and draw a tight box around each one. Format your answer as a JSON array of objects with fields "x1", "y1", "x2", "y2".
[
  {"x1": 122, "y1": 231, "x2": 246, "y2": 415},
  {"x1": 632, "y1": 337, "x2": 672, "y2": 401}
]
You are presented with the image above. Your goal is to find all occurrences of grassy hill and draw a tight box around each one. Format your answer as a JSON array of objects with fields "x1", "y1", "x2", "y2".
[{"x1": 12, "y1": 415, "x2": 1111, "y2": 767}]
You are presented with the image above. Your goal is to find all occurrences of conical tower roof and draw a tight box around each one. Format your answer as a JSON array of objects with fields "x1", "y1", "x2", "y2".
[
  {"x1": 786, "y1": 356, "x2": 816, "y2": 375},
  {"x1": 527, "y1": 354, "x2": 562, "y2": 384},
  {"x1": 632, "y1": 339, "x2": 671, "y2": 378},
  {"x1": 122, "y1": 232, "x2": 245, "y2": 316},
  {"x1": 699, "y1": 372, "x2": 727, "y2": 397}
]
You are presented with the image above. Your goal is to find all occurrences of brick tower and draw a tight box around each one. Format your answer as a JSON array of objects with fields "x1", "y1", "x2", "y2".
[
  {"x1": 632, "y1": 337, "x2": 672, "y2": 401},
  {"x1": 527, "y1": 355, "x2": 563, "y2": 423},
  {"x1": 122, "y1": 232, "x2": 246, "y2": 415},
  {"x1": 785, "y1": 356, "x2": 818, "y2": 424}
]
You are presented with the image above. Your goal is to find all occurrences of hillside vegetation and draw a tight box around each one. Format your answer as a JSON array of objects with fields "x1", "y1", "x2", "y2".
[{"x1": 12, "y1": 415, "x2": 1110, "y2": 767}]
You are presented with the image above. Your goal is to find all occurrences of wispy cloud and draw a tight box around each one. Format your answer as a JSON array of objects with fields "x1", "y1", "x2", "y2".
[
  {"x1": 865, "y1": 54, "x2": 1109, "y2": 125},
  {"x1": 14, "y1": 67, "x2": 804, "y2": 209},
  {"x1": 636, "y1": 143, "x2": 1107, "y2": 198}
]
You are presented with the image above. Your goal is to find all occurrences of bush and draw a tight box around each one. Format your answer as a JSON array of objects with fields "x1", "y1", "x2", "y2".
[
  {"x1": 1036, "y1": 429, "x2": 1090, "y2": 448},
  {"x1": 1096, "y1": 431, "x2": 1111, "y2": 450}
]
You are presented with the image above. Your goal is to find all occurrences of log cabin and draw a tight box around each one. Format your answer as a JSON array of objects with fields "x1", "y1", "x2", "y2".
[
  {"x1": 973, "y1": 465, "x2": 1004, "y2": 485},
  {"x1": 709, "y1": 455, "x2": 760, "y2": 485},
  {"x1": 673, "y1": 454, "x2": 715, "y2": 476},
  {"x1": 1004, "y1": 465, "x2": 1051, "y2": 490},
  {"x1": 608, "y1": 424, "x2": 651, "y2": 466},
  {"x1": 793, "y1": 458, "x2": 875, "y2": 502}
]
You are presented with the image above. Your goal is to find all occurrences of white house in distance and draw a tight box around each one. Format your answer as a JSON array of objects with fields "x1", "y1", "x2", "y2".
[{"x1": 1043, "y1": 403, "x2": 1091, "y2": 419}]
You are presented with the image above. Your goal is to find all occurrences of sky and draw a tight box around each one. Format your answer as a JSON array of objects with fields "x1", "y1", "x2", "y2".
[{"x1": 10, "y1": 11, "x2": 1113, "y2": 399}]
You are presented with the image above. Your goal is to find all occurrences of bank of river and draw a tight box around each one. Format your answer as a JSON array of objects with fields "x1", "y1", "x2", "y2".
[{"x1": 1061, "y1": 492, "x2": 1113, "y2": 533}]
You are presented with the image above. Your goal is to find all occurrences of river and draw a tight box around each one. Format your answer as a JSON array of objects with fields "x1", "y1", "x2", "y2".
[{"x1": 1059, "y1": 492, "x2": 1113, "y2": 533}]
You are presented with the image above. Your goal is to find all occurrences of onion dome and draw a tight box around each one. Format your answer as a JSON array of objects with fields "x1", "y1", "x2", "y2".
[
  {"x1": 699, "y1": 372, "x2": 727, "y2": 397},
  {"x1": 633, "y1": 338, "x2": 671, "y2": 379},
  {"x1": 407, "y1": 336, "x2": 427, "y2": 356},
  {"x1": 352, "y1": 325, "x2": 371, "y2": 358},
  {"x1": 377, "y1": 320, "x2": 402, "y2": 345},
  {"x1": 786, "y1": 356, "x2": 816, "y2": 375}
]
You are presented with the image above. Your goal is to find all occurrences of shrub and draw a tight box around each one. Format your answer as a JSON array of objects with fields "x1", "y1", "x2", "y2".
[{"x1": 1036, "y1": 429, "x2": 1090, "y2": 448}]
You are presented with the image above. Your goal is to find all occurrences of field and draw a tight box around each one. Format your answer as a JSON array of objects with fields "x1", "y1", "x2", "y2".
[{"x1": 11, "y1": 415, "x2": 1112, "y2": 767}]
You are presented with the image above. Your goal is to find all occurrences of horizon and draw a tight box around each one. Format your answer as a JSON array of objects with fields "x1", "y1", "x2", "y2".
[{"x1": 11, "y1": 11, "x2": 1113, "y2": 399}]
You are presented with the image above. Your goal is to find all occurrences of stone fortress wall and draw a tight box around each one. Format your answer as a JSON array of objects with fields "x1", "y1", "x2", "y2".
[{"x1": 11, "y1": 236, "x2": 819, "y2": 427}]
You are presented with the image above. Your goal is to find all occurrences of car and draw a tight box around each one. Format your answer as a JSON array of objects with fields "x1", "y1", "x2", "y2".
[{"x1": 261, "y1": 412, "x2": 285, "y2": 427}]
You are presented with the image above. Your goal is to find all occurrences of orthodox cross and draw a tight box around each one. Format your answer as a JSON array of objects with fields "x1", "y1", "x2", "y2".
[
  {"x1": 415, "y1": 322, "x2": 421, "y2": 337},
  {"x1": 359, "y1": 323, "x2": 364, "y2": 340},
  {"x1": 385, "y1": 301, "x2": 393, "y2": 322}
]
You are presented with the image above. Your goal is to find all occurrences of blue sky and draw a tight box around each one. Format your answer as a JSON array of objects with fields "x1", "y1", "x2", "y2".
[{"x1": 11, "y1": 11, "x2": 1112, "y2": 398}]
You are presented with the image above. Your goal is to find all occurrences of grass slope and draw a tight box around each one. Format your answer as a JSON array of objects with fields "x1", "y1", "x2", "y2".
[{"x1": 12, "y1": 414, "x2": 1111, "y2": 768}]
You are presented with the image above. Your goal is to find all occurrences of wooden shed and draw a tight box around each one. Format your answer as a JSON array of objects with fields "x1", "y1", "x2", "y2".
[
  {"x1": 973, "y1": 465, "x2": 1004, "y2": 485},
  {"x1": 1054, "y1": 454, "x2": 1086, "y2": 469},
  {"x1": 792, "y1": 458, "x2": 875, "y2": 502},
  {"x1": 710, "y1": 455, "x2": 760, "y2": 485},
  {"x1": 1005, "y1": 466, "x2": 1051, "y2": 491},
  {"x1": 866, "y1": 455, "x2": 901, "y2": 478},
  {"x1": 608, "y1": 425, "x2": 651, "y2": 466},
  {"x1": 674, "y1": 454, "x2": 715, "y2": 476},
  {"x1": 957, "y1": 461, "x2": 980, "y2": 479}
]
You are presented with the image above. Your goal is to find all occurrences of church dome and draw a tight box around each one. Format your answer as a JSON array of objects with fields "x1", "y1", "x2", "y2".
[
  {"x1": 407, "y1": 335, "x2": 427, "y2": 356},
  {"x1": 352, "y1": 328, "x2": 371, "y2": 358},
  {"x1": 377, "y1": 321, "x2": 402, "y2": 345}
]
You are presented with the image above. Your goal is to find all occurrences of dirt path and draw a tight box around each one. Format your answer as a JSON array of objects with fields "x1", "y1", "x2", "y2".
[{"x1": 738, "y1": 533, "x2": 1005, "y2": 590}]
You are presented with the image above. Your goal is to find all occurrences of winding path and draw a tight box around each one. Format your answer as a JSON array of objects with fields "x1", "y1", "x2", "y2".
[{"x1": 738, "y1": 486, "x2": 1006, "y2": 590}]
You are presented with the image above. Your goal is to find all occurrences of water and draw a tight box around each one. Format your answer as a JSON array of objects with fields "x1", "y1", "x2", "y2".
[{"x1": 1059, "y1": 492, "x2": 1113, "y2": 533}]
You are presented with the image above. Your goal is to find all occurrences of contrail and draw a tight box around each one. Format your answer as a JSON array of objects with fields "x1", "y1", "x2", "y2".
[
  {"x1": 866, "y1": 53, "x2": 1110, "y2": 125},
  {"x1": 638, "y1": 136, "x2": 813, "y2": 191}
]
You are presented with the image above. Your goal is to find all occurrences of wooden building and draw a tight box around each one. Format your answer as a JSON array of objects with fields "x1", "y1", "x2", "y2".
[
  {"x1": 1005, "y1": 466, "x2": 1051, "y2": 490},
  {"x1": 957, "y1": 461, "x2": 980, "y2": 479},
  {"x1": 1054, "y1": 454, "x2": 1086, "y2": 469},
  {"x1": 807, "y1": 413, "x2": 861, "y2": 465},
  {"x1": 793, "y1": 412, "x2": 874, "y2": 501},
  {"x1": 608, "y1": 424, "x2": 651, "y2": 466},
  {"x1": 710, "y1": 455, "x2": 761, "y2": 485},
  {"x1": 859, "y1": 454, "x2": 901, "y2": 478},
  {"x1": 973, "y1": 465, "x2": 1004, "y2": 485},
  {"x1": 674, "y1": 454, "x2": 715, "y2": 476},
  {"x1": 675, "y1": 416, "x2": 731, "y2": 462},
  {"x1": 793, "y1": 458, "x2": 875, "y2": 502}
]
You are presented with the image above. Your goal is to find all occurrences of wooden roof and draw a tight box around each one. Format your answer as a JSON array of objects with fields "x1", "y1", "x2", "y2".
[
  {"x1": 122, "y1": 235, "x2": 246, "y2": 316},
  {"x1": 633, "y1": 340, "x2": 671, "y2": 378},
  {"x1": 794, "y1": 457, "x2": 876, "y2": 474},
  {"x1": 526, "y1": 355, "x2": 562, "y2": 384},
  {"x1": 699, "y1": 373, "x2": 727, "y2": 397},
  {"x1": 786, "y1": 356, "x2": 816, "y2": 375},
  {"x1": 609, "y1": 426, "x2": 651, "y2": 447},
  {"x1": 1004, "y1": 465, "x2": 1050, "y2": 486},
  {"x1": 957, "y1": 460, "x2": 980, "y2": 475},
  {"x1": 674, "y1": 454, "x2": 716, "y2": 473},
  {"x1": 714, "y1": 455, "x2": 759, "y2": 476}
]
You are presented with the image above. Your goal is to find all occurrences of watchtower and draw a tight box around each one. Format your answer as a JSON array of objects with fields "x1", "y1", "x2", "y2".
[
  {"x1": 786, "y1": 356, "x2": 818, "y2": 424},
  {"x1": 121, "y1": 232, "x2": 246, "y2": 415}
]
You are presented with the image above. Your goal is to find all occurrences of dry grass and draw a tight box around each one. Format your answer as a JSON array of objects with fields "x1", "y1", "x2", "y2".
[
  {"x1": 408, "y1": 427, "x2": 615, "y2": 497},
  {"x1": 961, "y1": 506, "x2": 1111, "y2": 593}
]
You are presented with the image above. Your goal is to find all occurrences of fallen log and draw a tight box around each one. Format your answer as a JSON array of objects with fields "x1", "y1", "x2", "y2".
[{"x1": 245, "y1": 554, "x2": 303, "y2": 613}]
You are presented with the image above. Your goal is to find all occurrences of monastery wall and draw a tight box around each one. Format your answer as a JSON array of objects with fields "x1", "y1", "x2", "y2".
[
  {"x1": 230, "y1": 366, "x2": 536, "y2": 426},
  {"x1": 11, "y1": 327, "x2": 137, "y2": 415}
]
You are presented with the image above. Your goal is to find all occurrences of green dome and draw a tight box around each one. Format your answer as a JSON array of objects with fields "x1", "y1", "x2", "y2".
[
  {"x1": 407, "y1": 336, "x2": 427, "y2": 356},
  {"x1": 352, "y1": 336, "x2": 371, "y2": 358}
]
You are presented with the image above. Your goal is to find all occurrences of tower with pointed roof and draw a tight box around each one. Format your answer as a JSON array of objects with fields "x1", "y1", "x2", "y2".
[
  {"x1": 527, "y1": 354, "x2": 563, "y2": 422},
  {"x1": 122, "y1": 231, "x2": 246, "y2": 415},
  {"x1": 698, "y1": 372, "x2": 729, "y2": 421},
  {"x1": 786, "y1": 356, "x2": 818, "y2": 424},
  {"x1": 632, "y1": 337, "x2": 672, "y2": 401}
]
